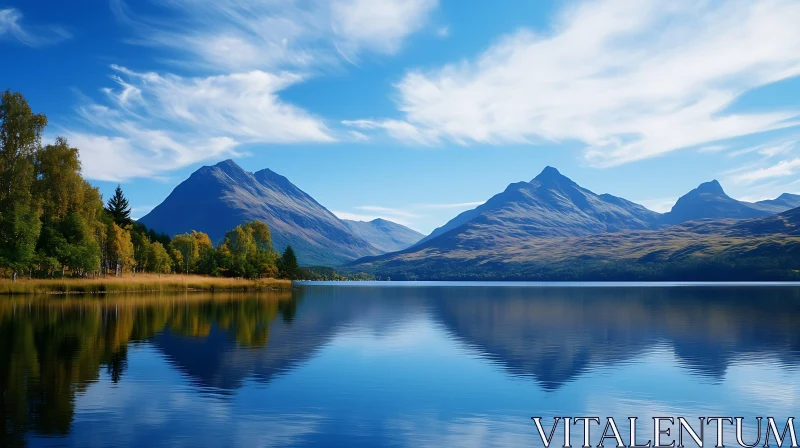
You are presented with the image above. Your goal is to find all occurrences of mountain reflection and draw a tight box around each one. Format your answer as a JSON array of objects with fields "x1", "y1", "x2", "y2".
[
  {"x1": 428, "y1": 286, "x2": 800, "y2": 389},
  {"x1": 0, "y1": 292, "x2": 294, "y2": 447},
  {"x1": 3, "y1": 286, "x2": 800, "y2": 446}
]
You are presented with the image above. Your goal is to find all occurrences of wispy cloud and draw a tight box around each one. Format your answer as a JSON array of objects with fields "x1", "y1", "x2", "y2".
[
  {"x1": 70, "y1": 0, "x2": 438, "y2": 181},
  {"x1": 111, "y1": 0, "x2": 438, "y2": 71},
  {"x1": 342, "y1": 119, "x2": 440, "y2": 145},
  {"x1": 722, "y1": 136, "x2": 800, "y2": 190},
  {"x1": 727, "y1": 139, "x2": 798, "y2": 159},
  {"x1": 0, "y1": 8, "x2": 70, "y2": 46},
  {"x1": 71, "y1": 66, "x2": 332, "y2": 181},
  {"x1": 351, "y1": 0, "x2": 800, "y2": 166},
  {"x1": 729, "y1": 158, "x2": 800, "y2": 185}
]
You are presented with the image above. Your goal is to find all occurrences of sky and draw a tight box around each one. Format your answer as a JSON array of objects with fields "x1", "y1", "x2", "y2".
[{"x1": 1, "y1": 0, "x2": 799, "y2": 234}]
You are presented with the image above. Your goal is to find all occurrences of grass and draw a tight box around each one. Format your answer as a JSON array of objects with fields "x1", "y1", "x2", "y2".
[{"x1": 0, "y1": 274, "x2": 293, "y2": 295}]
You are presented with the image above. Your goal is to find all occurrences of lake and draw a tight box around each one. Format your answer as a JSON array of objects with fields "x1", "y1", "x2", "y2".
[{"x1": 3, "y1": 283, "x2": 800, "y2": 447}]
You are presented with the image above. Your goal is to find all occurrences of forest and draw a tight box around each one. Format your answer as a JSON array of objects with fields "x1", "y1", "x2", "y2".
[{"x1": 0, "y1": 90, "x2": 301, "y2": 281}]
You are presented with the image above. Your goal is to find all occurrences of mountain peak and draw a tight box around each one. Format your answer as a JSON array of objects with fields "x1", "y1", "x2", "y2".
[
  {"x1": 532, "y1": 166, "x2": 574, "y2": 185},
  {"x1": 214, "y1": 159, "x2": 243, "y2": 171},
  {"x1": 695, "y1": 180, "x2": 725, "y2": 195}
]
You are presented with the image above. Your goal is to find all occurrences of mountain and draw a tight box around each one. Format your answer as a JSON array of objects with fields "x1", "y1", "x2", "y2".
[
  {"x1": 342, "y1": 218, "x2": 424, "y2": 253},
  {"x1": 348, "y1": 205, "x2": 800, "y2": 280},
  {"x1": 138, "y1": 160, "x2": 382, "y2": 266},
  {"x1": 416, "y1": 167, "x2": 661, "y2": 248},
  {"x1": 409, "y1": 166, "x2": 662, "y2": 255},
  {"x1": 661, "y1": 180, "x2": 773, "y2": 224},
  {"x1": 751, "y1": 193, "x2": 800, "y2": 214}
]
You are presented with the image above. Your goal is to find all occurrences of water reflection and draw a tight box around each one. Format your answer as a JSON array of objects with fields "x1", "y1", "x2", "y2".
[
  {"x1": 0, "y1": 285, "x2": 799, "y2": 447},
  {"x1": 0, "y1": 292, "x2": 294, "y2": 447},
  {"x1": 428, "y1": 286, "x2": 800, "y2": 389}
]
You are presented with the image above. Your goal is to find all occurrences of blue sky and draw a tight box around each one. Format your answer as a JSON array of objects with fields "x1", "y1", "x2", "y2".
[{"x1": 2, "y1": 0, "x2": 799, "y2": 234}]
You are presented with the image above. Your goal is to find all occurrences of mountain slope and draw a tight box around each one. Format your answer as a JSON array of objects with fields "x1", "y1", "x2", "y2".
[
  {"x1": 410, "y1": 167, "x2": 663, "y2": 256},
  {"x1": 138, "y1": 160, "x2": 380, "y2": 266},
  {"x1": 342, "y1": 218, "x2": 424, "y2": 253},
  {"x1": 416, "y1": 167, "x2": 661, "y2": 248},
  {"x1": 347, "y1": 206, "x2": 800, "y2": 280},
  {"x1": 750, "y1": 193, "x2": 800, "y2": 214},
  {"x1": 662, "y1": 180, "x2": 773, "y2": 224}
]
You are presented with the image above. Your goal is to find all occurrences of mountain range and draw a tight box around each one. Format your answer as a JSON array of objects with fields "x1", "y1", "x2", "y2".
[
  {"x1": 138, "y1": 160, "x2": 423, "y2": 266},
  {"x1": 347, "y1": 167, "x2": 800, "y2": 280},
  {"x1": 139, "y1": 160, "x2": 800, "y2": 278}
]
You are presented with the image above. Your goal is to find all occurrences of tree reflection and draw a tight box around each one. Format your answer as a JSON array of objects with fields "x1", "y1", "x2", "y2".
[{"x1": 0, "y1": 292, "x2": 294, "y2": 446}]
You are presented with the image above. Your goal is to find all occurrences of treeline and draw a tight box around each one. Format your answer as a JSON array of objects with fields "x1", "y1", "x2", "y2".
[
  {"x1": 0, "y1": 90, "x2": 299, "y2": 281},
  {"x1": 299, "y1": 266, "x2": 374, "y2": 281},
  {"x1": 359, "y1": 253, "x2": 800, "y2": 281}
]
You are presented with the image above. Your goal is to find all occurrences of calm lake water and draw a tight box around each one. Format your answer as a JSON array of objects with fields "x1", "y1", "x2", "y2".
[{"x1": 2, "y1": 283, "x2": 800, "y2": 447}]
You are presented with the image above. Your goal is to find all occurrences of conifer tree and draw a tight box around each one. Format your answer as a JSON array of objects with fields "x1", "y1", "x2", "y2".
[
  {"x1": 105, "y1": 185, "x2": 131, "y2": 226},
  {"x1": 279, "y1": 245, "x2": 300, "y2": 280}
]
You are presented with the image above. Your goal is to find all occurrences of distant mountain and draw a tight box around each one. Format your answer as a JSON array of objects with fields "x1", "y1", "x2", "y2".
[
  {"x1": 138, "y1": 160, "x2": 382, "y2": 266},
  {"x1": 347, "y1": 167, "x2": 800, "y2": 281},
  {"x1": 416, "y1": 167, "x2": 661, "y2": 248},
  {"x1": 750, "y1": 193, "x2": 800, "y2": 214},
  {"x1": 348, "y1": 205, "x2": 800, "y2": 281},
  {"x1": 662, "y1": 180, "x2": 773, "y2": 224},
  {"x1": 342, "y1": 218, "x2": 424, "y2": 253},
  {"x1": 408, "y1": 166, "x2": 663, "y2": 256}
]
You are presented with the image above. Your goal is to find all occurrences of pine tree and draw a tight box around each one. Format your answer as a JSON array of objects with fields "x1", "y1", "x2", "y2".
[
  {"x1": 105, "y1": 185, "x2": 131, "y2": 226},
  {"x1": 279, "y1": 245, "x2": 300, "y2": 280}
]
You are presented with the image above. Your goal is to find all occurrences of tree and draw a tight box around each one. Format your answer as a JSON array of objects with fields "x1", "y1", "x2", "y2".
[
  {"x1": 33, "y1": 137, "x2": 103, "y2": 277},
  {"x1": 34, "y1": 137, "x2": 84, "y2": 220},
  {"x1": 107, "y1": 222, "x2": 134, "y2": 276},
  {"x1": 169, "y1": 233, "x2": 196, "y2": 275},
  {"x1": 146, "y1": 241, "x2": 172, "y2": 276},
  {"x1": 279, "y1": 246, "x2": 300, "y2": 280},
  {"x1": 105, "y1": 185, "x2": 131, "y2": 227},
  {"x1": 60, "y1": 212, "x2": 101, "y2": 276},
  {"x1": 217, "y1": 220, "x2": 277, "y2": 278},
  {"x1": 192, "y1": 231, "x2": 215, "y2": 275},
  {"x1": 0, "y1": 91, "x2": 47, "y2": 279}
]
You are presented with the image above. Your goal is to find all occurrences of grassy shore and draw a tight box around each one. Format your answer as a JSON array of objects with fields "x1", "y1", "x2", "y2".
[{"x1": 0, "y1": 274, "x2": 292, "y2": 295}]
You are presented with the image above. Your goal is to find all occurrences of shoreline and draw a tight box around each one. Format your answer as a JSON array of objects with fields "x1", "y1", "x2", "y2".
[{"x1": 0, "y1": 274, "x2": 293, "y2": 296}]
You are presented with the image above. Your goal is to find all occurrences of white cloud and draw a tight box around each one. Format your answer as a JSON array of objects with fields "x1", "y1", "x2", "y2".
[
  {"x1": 722, "y1": 136, "x2": 800, "y2": 192},
  {"x1": 730, "y1": 158, "x2": 800, "y2": 185},
  {"x1": 360, "y1": 0, "x2": 800, "y2": 166},
  {"x1": 697, "y1": 144, "x2": 728, "y2": 153},
  {"x1": 71, "y1": 66, "x2": 332, "y2": 181},
  {"x1": 0, "y1": 8, "x2": 70, "y2": 46},
  {"x1": 69, "y1": 0, "x2": 439, "y2": 180},
  {"x1": 112, "y1": 0, "x2": 438, "y2": 71},
  {"x1": 343, "y1": 119, "x2": 440, "y2": 145},
  {"x1": 331, "y1": 0, "x2": 438, "y2": 58}
]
